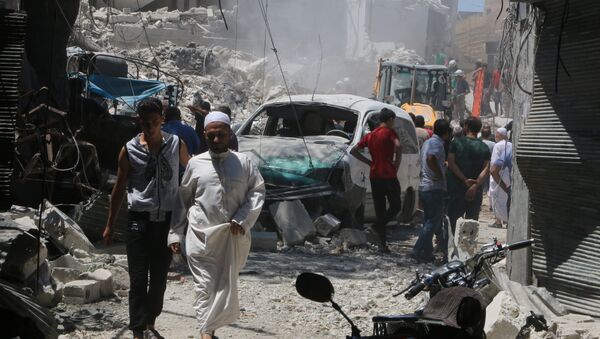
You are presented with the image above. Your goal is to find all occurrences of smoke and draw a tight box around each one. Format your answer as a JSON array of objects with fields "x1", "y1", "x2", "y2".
[{"x1": 222, "y1": 0, "x2": 450, "y2": 97}]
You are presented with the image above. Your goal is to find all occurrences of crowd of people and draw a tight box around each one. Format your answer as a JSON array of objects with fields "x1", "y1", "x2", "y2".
[
  {"x1": 409, "y1": 115, "x2": 513, "y2": 262},
  {"x1": 450, "y1": 59, "x2": 507, "y2": 121},
  {"x1": 96, "y1": 89, "x2": 513, "y2": 338}
]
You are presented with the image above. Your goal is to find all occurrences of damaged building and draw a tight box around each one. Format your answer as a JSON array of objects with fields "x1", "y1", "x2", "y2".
[{"x1": 504, "y1": 0, "x2": 600, "y2": 318}]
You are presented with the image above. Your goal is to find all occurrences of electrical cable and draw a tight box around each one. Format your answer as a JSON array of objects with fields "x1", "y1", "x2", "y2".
[
  {"x1": 311, "y1": 35, "x2": 323, "y2": 102},
  {"x1": 233, "y1": 0, "x2": 239, "y2": 69},
  {"x1": 257, "y1": 0, "x2": 314, "y2": 169},
  {"x1": 218, "y1": 0, "x2": 229, "y2": 30},
  {"x1": 135, "y1": 0, "x2": 157, "y2": 62},
  {"x1": 555, "y1": 0, "x2": 571, "y2": 93}
]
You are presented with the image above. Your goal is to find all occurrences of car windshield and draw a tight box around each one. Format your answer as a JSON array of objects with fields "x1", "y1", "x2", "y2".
[{"x1": 241, "y1": 104, "x2": 358, "y2": 139}]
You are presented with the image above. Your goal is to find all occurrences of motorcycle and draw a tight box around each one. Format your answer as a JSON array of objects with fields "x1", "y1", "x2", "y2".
[{"x1": 295, "y1": 238, "x2": 534, "y2": 339}]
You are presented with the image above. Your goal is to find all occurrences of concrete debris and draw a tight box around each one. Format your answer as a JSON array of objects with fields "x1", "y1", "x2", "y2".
[
  {"x1": 551, "y1": 314, "x2": 600, "y2": 339},
  {"x1": 54, "y1": 308, "x2": 124, "y2": 332},
  {"x1": 270, "y1": 200, "x2": 316, "y2": 246},
  {"x1": 50, "y1": 254, "x2": 86, "y2": 272},
  {"x1": 52, "y1": 267, "x2": 82, "y2": 285},
  {"x1": 339, "y1": 228, "x2": 368, "y2": 247},
  {"x1": 314, "y1": 214, "x2": 341, "y2": 237},
  {"x1": 63, "y1": 280, "x2": 102, "y2": 304},
  {"x1": 42, "y1": 202, "x2": 95, "y2": 255},
  {"x1": 448, "y1": 218, "x2": 479, "y2": 260},
  {"x1": 0, "y1": 218, "x2": 48, "y2": 282},
  {"x1": 72, "y1": 249, "x2": 90, "y2": 259},
  {"x1": 485, "y1": 291, "x2": 525, "y2": 339},
  {"x1": 79, "y1": 268, "x2": 114, "y2": 297},
  {"x1": 105, "y1": 265, "x2": 130, "y2": 291},
  {"x1": 30, "y1": 259, "x2": 62, "y2": 307},
  {"x1": 377, "y1": 46, "x2": 425, "y2": 65},
  {"x1": 490, "y1": 268, "x2": 568, "y2": 320},
  {"x1": 251, "y1": 231, "x2": 278, "y2": 252}
]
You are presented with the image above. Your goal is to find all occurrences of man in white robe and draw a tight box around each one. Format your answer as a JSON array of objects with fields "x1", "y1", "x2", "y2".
[
  {"x1": 489, "y1": 128, "x2": 512, "y2": 225},
  {"x1": 168, "y1": 111, "x2": 265, "y2": 339}
]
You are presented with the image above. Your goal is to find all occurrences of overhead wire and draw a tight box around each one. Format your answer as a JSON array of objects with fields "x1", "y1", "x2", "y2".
[
  {"x1": 257, "y1": 0, "x2": 314, "y2": 169},
  {"x1": 311, "y1": 35, "x2": 323, "y2": 102},
  {"x1": 218, "y1": 0, "x2": 229, "y2": 30}
]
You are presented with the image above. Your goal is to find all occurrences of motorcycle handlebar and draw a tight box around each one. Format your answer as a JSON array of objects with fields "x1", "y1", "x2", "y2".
[
  {"x1": 404, "y1": 281, "x2": 426, "y2": 300},
  {"x1": 506, "y1": 239, "x2": 534, "y2": 251}
]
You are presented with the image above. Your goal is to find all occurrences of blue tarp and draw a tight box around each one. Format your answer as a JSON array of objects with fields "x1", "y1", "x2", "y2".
[{"x1": 85, "y1": 73, "x2": 167, "y2": 106}]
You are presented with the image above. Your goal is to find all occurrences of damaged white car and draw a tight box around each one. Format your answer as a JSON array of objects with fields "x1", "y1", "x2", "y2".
[{"x1": 236, "y1": 94, "x2": 420, "y2": 229}]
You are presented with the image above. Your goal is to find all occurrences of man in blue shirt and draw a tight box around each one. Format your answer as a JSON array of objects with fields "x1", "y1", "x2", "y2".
[
  {"x1": 411, "y1": 119, "x2": 452, "y2": 262},
  {"x1": 162, "y1": 106, "x2": 201, "y2": 156}
]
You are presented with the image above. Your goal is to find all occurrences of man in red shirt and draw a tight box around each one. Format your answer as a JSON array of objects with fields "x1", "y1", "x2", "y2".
[{"x1": 351, "y1": 108, "x2": 403, "y2": 253}]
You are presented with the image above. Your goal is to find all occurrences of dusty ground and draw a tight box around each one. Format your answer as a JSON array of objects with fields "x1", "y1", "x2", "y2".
[{"x1": 58, "y1": 197, "x2": 506, "y2": 339}]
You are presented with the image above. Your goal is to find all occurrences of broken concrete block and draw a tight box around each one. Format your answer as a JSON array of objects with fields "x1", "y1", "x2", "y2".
[
  {"x1": 0, "y1": 225, "x2": 48, "y2": 281},
  {"x1": 72, "y1": 248, "x2": 90, "y2": 259},
  {"x1": 449, "y1": 218, "x2": 479, "y2": 260},
  {"x1": 552, "y1": 314, "x2": 600, "y2": 339},
  {"x1": 484, "y1": 291, "x2": 525, "y2": 339},
  {"x1": 79, "y1": 269, "x2": 113, "y2": 297},
  {"x1": 50, "y1": 254, "x2": 86, "y2": 272},
  {"x1": 43, "y1": 203, "x2": 95, "y2": 254},
  {"x1": 269, "y1": 200, "x2": 316, "y2": 246},
  {"x1": 63, "y1": 280, "x2": 101, "y2": 304},
  {"x1": 314, "y1": 214, "x2": 341, "y2": 237},
  {"x1": 339, "y1": 228, "x2": 367, "y2": 247},
  {"x1": 105, "y1": 265, "x2": 129, "y2": 290},
  {"x1": 108, "y1": 14, "x2": 141, "y2": 24},
  {"x1": 250, "y1": 231, "x2": 277, "y2": 252},
  {"x1": 51, "y1": 267, "x2": 82, "y2": 285}
]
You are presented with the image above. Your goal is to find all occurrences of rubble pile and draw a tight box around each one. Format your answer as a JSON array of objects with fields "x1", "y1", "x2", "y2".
[
  {"x1": 74, "y1": 1, "x2": 281, "y2": 123},
  {"x1": 377, "y1": 46, "x2": 425, "y2": 65}
]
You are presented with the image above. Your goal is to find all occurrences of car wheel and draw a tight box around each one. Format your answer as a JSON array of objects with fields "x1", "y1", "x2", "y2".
[{"x1": 400, "y1": 187, "x2": 416, "y2": 223}]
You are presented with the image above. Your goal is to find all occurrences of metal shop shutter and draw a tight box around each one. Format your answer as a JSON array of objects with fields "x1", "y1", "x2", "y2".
[
  {"x1": 0, "y1": 10, "x2": 27, "y2": 210},
  {"x1": 516, "y1": 0, "x2": 600, "y2": 316}
]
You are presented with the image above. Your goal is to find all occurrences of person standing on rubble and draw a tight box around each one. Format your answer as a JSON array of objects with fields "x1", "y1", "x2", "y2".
[
  {"x1": 446, "y1": 116, "x2": 490, "y2": 235},
  {"x1": 350, "y1": 108, "x2": 403, "y2": 253},
  {"x1": 102, "y1": 98, "x2": 191, "y2": 339},
  {"x1": 188, "y1": 98, "x2": 211, "y2": 153},
  {"x1": 411, "y1": 119, "x2": 452, "y2": 262},
  {"x1": 168, "y1": 111, "x2": 265, "y2": 339}
]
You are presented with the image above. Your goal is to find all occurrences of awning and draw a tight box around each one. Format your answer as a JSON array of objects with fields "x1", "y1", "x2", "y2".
[{"x1": 84, "y1": 73, "x2": 166, "y2": 106}]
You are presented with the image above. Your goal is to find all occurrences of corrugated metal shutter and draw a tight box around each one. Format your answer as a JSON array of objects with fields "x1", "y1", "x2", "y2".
[
  {"x1": 516, "y1": 0, "x2": 600, "y2": 316},
  {"x1": 0, "y1": 10, "x2": 27, "y2": 210}
]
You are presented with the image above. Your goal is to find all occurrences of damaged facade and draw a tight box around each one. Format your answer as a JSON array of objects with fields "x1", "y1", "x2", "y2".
[{"x1": 504, "y1": 0, "x2": 600, "y2": 317}]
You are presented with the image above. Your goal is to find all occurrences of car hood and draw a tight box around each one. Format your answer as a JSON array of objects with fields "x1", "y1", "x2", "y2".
[{"x1": 237, "y1": 135, "x2": 349, "y2": 187}]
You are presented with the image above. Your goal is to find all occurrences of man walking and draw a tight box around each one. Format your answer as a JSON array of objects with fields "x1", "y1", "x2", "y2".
[
  {"x1": 169, "y1": 111, "x2": 265, "y2": 339},
  {"x1": 446, "y1": 117, "x2": 490, "y2": 234},
  {"x1": 411, "y1": 119, "x2": 452, "y2": 262},
  {"x1": 103, "y1": 98, "x2": 190, "y2": 339},
  {"x1": 350, "y1": 108, "x2": 402, "y2": 253}
]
